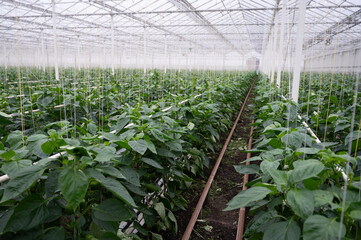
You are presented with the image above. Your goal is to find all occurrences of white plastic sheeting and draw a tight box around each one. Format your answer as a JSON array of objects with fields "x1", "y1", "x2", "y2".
[{"x1": 0, "y1": 0, "x2": 360, "y2": 72}]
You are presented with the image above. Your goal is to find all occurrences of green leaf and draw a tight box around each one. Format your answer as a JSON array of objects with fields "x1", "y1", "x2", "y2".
[
  {"x1": 86, "y1": 169, "x2": 136, "y2": 207},
  {"x1": 151, "y1": 232, "x2": 163, "y2": 240},
  {"x1": 0, "y1": 209, "x2": 14, "y2": 234},
  {"x1": 281, "y1": 131, "x2": 304, "y2": 148},
  {"x1": 168, "y1": 211, "x2": 178, "y2": 232},
  {"x1": 289, "y1": 160, "x2": 324, "y2": 183},
  {"x1": 313, "y1": 190, "x2": 333, "y2": 207},
  {"x1": 129, "y1": 139, "x2": 148, "y2": 155},
  {"x1": 150, "y1": 129, "x2": 165, "y2": 142},
  {"x1": 295, "y1": 147, "x2": 319, "y2": 155},
  {"x1": 4, "y1": 194, "x2": 49, "y2": 232},
  {"x1": 154, "y1": 202, "x2": 166, "y2": 222},
  {"x1": 145, "y1": 139, "x2": 157, "y2": 154},
  {"x1": 119, "y1": 166, "x2": 140, "y2": 187},
  {"x1": 335, "y1": 123, "x2": 349, "y2": 132},
  {"x1": 348, "y1": 210, "x2": 361, "y2": 220},
  {"x1": 286, "y1": 188, "x2": 314, "y2": 219},
  {"x1": 260, "y1": 160, "x2": 279, "y2": 173},
  {"x1": 0, "y1": 111, "x2": 13, "y2": 125},
  {"x1": 206, "y1": 125, "x2": 219, "y2": 140},
  {"x1": 166, "y1": 141, "x2": 183, "y2": 152},
  {"x1": 58, "y1": 167, "x2": 88, "y2": 211},
  {"x1": 95, "y1": 146, "x2": 119, "y2": 163},
  {"x1": 245, "y1": 210, "x2": 277, "y2": 236},
  {"x1": 234, "y1": 165, "x2": 260, "y2": 175},
  {"x1": 27, "y1": 134, "x2": 47, "y2": 142},
  {"x1": 96, "y1": 166, "x2": 126, "y2": 179},
  {"x1": 44, "y1": 227, "x2": 66, "y2": 240},
  {"x1": 329, "y1": 96, "x2": 338, "y2": 105},
  {"x1": 0, "y1": 150, "x2": 15, "y2": 161},
  {"x1": 225, "y1": 187, "x2": 272, "y2": 211},
  {"x1": 162, "y1": 116, "x2": 175, "y2": 125},
  {"x1": 142, "y1": 157, "x2": 163, "y2": 169},
  {"x1": 115, "y1": 118, "x2": 130, "y2": 132},
  {"x1": 41, "y1": 141, "x2": 56, "y2": 155},
  {"x1": 263, "y1": 220, "x2": 300, "y2": 240},
  {"x1": 45, "y1": 170, "x2": 60, "y2": 198},
  {"x1": 1, "y1": 165, "x2": 44, "y2": 203},
  {"x1": 1, "y1": 160, "x2": 32, "y2": 178},
  {"x1": 303, "y1": 215, "x2": 345, "y2": 240},
  {"x1": 269, "y1": 138, "x2": 282, "y2": 149},
  {"x1": 7, "y1": 131, "x2": 23, "y2": 150},
  {"x1": 268, "y1": 168, "x2": 288, "y2": 186},
  {"x1": 93, "y1": 199, "x2": 132, "y2": 222},
  {"x1": 27, "y1": 138, "x2": 49, "y2": 158}
]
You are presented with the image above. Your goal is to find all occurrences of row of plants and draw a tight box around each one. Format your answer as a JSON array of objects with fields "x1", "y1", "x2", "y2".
[
  {"x1": 298, "y1": 72, "x2": 361, "y2": 157},
  {"x1": 226, "y1": 74, "x2": 361, "y2": 240},
  {"x1": 0, "y1": 67, "x2": 239, "y2": 136},
  {"x1": 0, "y1": 68, "x2": 256, "y2": 239}
]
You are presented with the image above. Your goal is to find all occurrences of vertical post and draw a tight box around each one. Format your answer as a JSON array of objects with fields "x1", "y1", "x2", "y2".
[
  {"x1": 276, "y1": 1, "x2": 286, "y2": 87},
  {"x1": 222, "y1": 54, "x2": 225, "y2": 71},
  {"x1": 41, "y1": 30, "x2": 46, "y2": 71},
  {"x1": 52, "y1": 0, "x2": 59, "y2": 81},
  {"x1": 111, "y1": 14, "x2": 115, "y2": 75},
  {"x1": 164, "y1": 35, "x2": 167, "y2": 73},
  {"x1": 3, "y1": 45, "x2": 7, "y2": 70},
  {"x1": 178, "y1": 41, "x2": 181, "y2": 72},
  {"x1": 143, "y1": 26, "x2": 147, "y2": 74},
  {"x1": 270, "y1": 22, "x2": 278, "y2": 83},
  {"x1": 292, "y1": 0, "x2": 307, "y2": 103},
  {"x1": 77, "y1": 36, "x2": 81, "y2": 70}
]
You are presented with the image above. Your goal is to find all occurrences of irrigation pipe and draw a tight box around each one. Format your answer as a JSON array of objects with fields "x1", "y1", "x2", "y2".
[
  {"x1": 182, "y1": 82, "x2": 255, "y2": 240},
  {"x1": 236, "y1": 120, "x2": 254, "y2": 240}
]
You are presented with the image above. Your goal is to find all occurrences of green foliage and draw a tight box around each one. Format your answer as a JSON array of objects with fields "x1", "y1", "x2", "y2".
[
  {"x1": 0, "y1": 67, "x2": 256, "y2": 239},
  {"x1": 229, "y1": 75, "x2": 361, "y2": 239}
]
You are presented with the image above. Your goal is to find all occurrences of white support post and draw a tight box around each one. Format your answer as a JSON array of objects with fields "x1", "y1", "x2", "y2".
[
  {"x1": 41, "y1": 30, "x2": 45, "y2": 71},
  {"x1": 291, "y1": 0, "x2": 307, "y2": 103},
  {"x1": 3, "y1": 45, "x2": 7, "y2": 70},
  {"x1": 178, "y1": 41, "x2": 181, "y2": 72},
  {"x1": 164, "y1": 35, "x2": 167, "y2": 73},
  {"x1": 270, "y1": 21, "x2": 278, "y2": 83},
  {"x1": 276, "y1": 1, "x2": 286, "y2": 87},
  {"x1": 143, "y1": 26, "x2": 147, "y2": 74},
  {"x1": 222, "y1": 54, "x2": 225, "y2": 71},
  {"x1": 111, "y1": 14, "x2": 115, "y2": 75},
  {"x1": 52, "y1": 0, "x2": 59, "y2": 81},
  {"x1": 77, "y1": 36, "x2": 81, "y2": 71}
]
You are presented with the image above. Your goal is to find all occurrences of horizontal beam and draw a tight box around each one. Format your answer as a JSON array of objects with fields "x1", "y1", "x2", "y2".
[
  {"x1": 304, "y1": 9, "x2": 361, "y2": 49},
  {"x1": 4, "y1": 5, "x2": 361, "y2": 18}
]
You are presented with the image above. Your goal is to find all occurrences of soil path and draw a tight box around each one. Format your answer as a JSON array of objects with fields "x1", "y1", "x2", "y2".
[{"x1": 165, "y1": 94, "x2": 254, "y2": 240}]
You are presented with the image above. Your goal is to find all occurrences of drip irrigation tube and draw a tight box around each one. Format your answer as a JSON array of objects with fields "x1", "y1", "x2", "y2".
[
  {"x1": 236, "y1": 120, "x2": 254, "y2": 240},
  {"x1": 182, "y1": 82, "x2": 255, "y2": 240}
]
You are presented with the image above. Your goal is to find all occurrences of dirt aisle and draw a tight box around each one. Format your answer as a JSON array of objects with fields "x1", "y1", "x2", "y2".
[{"x1": 165, "y1": 95, "x2": 254, "y2": 240}]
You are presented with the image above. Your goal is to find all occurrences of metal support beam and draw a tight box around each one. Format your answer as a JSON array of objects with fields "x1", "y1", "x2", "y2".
[
  {"x1": 5, "y1": 5, "x2": 361, "y2": 18},
  {"x1": 91, "y1": 1, "x2": 209, "y2": 53},
  {"x1": 168, "y1": 0, "x2": 242, "y2": 55},
  {"x1": 304, "y1": 9, "x2": 361, "y2": 49}
]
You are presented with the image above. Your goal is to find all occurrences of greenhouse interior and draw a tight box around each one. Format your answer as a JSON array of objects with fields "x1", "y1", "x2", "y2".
[{"x1": 0, "y1": 0, "x2": 361, "y2": 239}]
